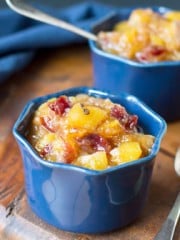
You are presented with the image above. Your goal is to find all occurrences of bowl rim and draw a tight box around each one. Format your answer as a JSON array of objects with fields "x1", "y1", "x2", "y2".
[
  {"x1": 13, "y1": 86, "x2": 167, "y2": 176},
  {"x1": 89, "y1": 6, "x2": 180, "y2": 67}
]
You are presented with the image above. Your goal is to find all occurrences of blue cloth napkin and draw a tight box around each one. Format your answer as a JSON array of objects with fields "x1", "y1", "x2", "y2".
[{"x1": 0, "y1": 2, "x2": 116, "y2": 83}]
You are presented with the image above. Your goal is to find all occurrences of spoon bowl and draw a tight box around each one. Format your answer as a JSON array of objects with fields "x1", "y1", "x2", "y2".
[
  {"x1": 174, "y1": 148, "x2": 180, "y2": 176},
  {"x1": 153, "y1": 148, "x2": 180, "y2": 240}
]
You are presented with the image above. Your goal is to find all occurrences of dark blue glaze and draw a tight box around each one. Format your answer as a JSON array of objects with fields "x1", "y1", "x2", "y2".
[
  {"x1": 89, "y1": 7, "x2": 180, "y2": 122},
  {"x1": 13, "y1": 87, "x2": 166, "y2": 233}
]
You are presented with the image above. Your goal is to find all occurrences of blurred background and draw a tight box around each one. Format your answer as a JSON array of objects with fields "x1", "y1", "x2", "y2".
[{"x1": 0, "y1": 0, "x2": 180, "y2": 9}]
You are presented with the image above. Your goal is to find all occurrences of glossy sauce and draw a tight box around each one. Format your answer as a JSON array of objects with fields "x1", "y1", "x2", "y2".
[
  {"x1": 27, "y1": 94, "x2": 154, "y2": 170},
  {"x1": 98, "y1": 9, "x2": 180, "y2": 63}
]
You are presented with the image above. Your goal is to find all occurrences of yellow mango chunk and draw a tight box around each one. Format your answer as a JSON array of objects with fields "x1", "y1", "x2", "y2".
[
  {"x1": 110, "y1": 141, "x2": 142, "y2": 165},
  {"x1": 133, "y1": 134, "x2": 154, "y2": 155},
  {"x1": 121, "y1": 28, "x2": 139, "y2": 58},
  {"x1": 121, "y1": 133, "x2": 154, "y2": 155},
  {"x1": 97, "y1": 119, "x2": 124, "y2": 138},
  {"x1": 165, "y1": 11, "x2": 180, "y2": 21},
  {"x1": 74, "y1": 151, "x2": 108, "y2": 170},
  {"x1": 150, "y1": 34, "x2": 165, "y2": 47},
  {"x1": 128, "y1": 9, "x2": 153, "y2": 26},
  {"x1": 35, "y1": 133, "x2": 55, "y2": 151},
  {"x1": 67, "y1": 103, "x2": 108, "y2": 131},
  {"x1": 114, "y1": 21, "x2": 129, "y2": 32}
]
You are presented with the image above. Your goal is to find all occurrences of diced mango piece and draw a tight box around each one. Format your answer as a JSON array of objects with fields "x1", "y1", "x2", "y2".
[
  {"x1": 97, "y1": 119, "x2": 124, "y2": 138},
  {"x1": 120, "y1": 133, "x2": 154, "y2": 155},
  {"x1": 114, "y1": 21, "x2": 129, "y2": 32},
  {"x1": 121, "y1": 28, "x2": 140, "y2": 58},
  {"x1": 74, "y1": 151, "x2": 108, "y2": 170},
  {"x1": 128, "y1": 9, "x2": 153, "y2": 26},
  {"x1": 150, "y1": 34, "x2": 165, "y2": 47},
  {"x1": 67, "y1": 103, "x2": 108, "y2": 131},
  {"x1": 134, "y1": 134, "x2": 154, "y2": 155},
  {"x1": 110, "y1": 141, "x2": 142, "y2": 164},
  {"x1": 35, "y1": 133, "x2": 56, "y2": 151},
  {"x1": 165, "y1": 11, "x2": 180, "y2": 21}
]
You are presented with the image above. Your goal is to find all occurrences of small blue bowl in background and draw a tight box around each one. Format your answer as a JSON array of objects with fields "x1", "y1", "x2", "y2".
[
  {"x1": 13, "y1": 86, "x2": 166, "y2": 233},
  {"x1": 89, "y1": 6, "x2": 180, "y2": 122}
]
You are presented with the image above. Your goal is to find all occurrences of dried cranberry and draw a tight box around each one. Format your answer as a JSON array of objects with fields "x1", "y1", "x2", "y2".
[
  {"x1": 125, "y1": 115, "x2": 138, "y2": 130},
  {"x1": 40, "y1": 144, "x2": 52, "y2": 158},
  {"x1": 110, "y1": 105, "x2": 128, "y2": 123},
  {"x1": 77, "y1": 134, "x2": 112, "y2": 154},
  {"x1": 110, "y1": 105, "x2": 138, "y2": 130},
  {"x1": 49, "y1": 96, "x2": 70, "y2": 115},
  {"x1": 151, "y1": 46, "x2": 166, "y2": 56},
  {"x1": 136, "y1": 45, "x2": 167, "y2": 63},
  {"x1": 41, "y1": 116, "x2": 55, "y2": 132}
]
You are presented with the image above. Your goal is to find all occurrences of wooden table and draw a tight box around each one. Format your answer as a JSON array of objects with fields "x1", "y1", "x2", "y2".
[{"x1": 0, "y1": 44, "x2": 179, "y2": 240}]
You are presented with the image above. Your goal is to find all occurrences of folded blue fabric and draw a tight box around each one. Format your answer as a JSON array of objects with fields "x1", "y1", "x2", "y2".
[{"x1": 0, "y1": 2, "x2": 116, "y2": 83}]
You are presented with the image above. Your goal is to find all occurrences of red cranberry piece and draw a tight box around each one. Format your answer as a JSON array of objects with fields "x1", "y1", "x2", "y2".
[
  {"x1": 49, "y1": 96, "x2": 70, "y2": 115},
  {"x1": 125, "y1": 115, "x2": 138, "y2": 130},
  {"x1": 40, "y1": 144, "x2": 52, "y2": 158},
  {"x1": 41, "y1": 116, "x2": 55, "y2": 132},
  {"x1": 110, "y1": 105, "x2": 128, "y2": 123},
  {"x1": 136, "y1": 45, "x2": 167, "y2": 63},
  {"x1": 78, "y1": 134, "x2": 112, "y2": 154},
  {"x1": 110, "y1": 105, "x2": 138, "y2": 130},
  {"x1": 150, "y1": 46, "x2": 166, "y2": 56}
]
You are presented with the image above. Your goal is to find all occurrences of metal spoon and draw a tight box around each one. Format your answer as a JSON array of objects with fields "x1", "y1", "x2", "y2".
[
  {"x1": 154, "y1": 148, "x2": 180, "y2": 240},
  {"x1": 5, "y1": 0, "x2": 97, "y2": 41},
  {"x1": 174, "y1": 147, "x2": 180, "y2": 176}
]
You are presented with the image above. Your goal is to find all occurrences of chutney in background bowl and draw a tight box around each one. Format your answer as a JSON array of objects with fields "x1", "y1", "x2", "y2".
[
  {"x1": 13, "y1": 86, "x2": 166, "y2": 233},
  {"x1": 89, "y1": 6, "x2": 180, "y2": 122}
]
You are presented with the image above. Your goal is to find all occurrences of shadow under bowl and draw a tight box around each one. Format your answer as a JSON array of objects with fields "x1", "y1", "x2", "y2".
[{"x1": 13, "y1": 86, "x2": 166, "y2": 233}]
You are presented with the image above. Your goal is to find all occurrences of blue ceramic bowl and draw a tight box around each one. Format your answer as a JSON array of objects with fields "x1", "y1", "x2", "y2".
[
  {"x1": 13, "y1": 87, "x2": 166, "y2": 233},
  {"x1": 89, "y1": 6, "x2": 180, "y2": 122}
]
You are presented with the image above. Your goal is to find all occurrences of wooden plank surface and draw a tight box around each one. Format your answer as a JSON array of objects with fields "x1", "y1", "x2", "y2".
[{"x1": 0, "y1": 44, "x2": 180, "y2": 239}]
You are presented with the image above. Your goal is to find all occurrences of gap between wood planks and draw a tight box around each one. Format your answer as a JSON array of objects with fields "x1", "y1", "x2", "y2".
[{"x1": 0, "y1": 188, "x2": 59, "y2": 240}]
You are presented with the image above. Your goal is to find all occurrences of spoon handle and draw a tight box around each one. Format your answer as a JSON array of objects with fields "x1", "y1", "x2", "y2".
[
  {"x1": 174, "y1": 147, "x2": 180, "y2": 176},
  {"x1": 154, "y1": 192, "x2": 180, "y2": 240},
  {"x1": 6, "y1": 0, "x2": 97, "y2": 41}
]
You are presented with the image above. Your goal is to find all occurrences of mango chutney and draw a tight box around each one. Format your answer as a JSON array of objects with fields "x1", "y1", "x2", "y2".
[
  {"x1": 98, "y1": 8, "x2": 180, "y2": 63},
  {"x1": 27, "y1": 94, "x2": 154, "y2": 170}
]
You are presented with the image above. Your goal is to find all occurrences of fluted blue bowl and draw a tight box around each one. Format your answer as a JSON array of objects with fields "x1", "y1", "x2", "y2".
[
  {"x1": 13, "y1": 86, "x2": 166, "y2": 233},
  {"x1": 89, "y1": 6, "x2": 180, "y2": 122}
]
